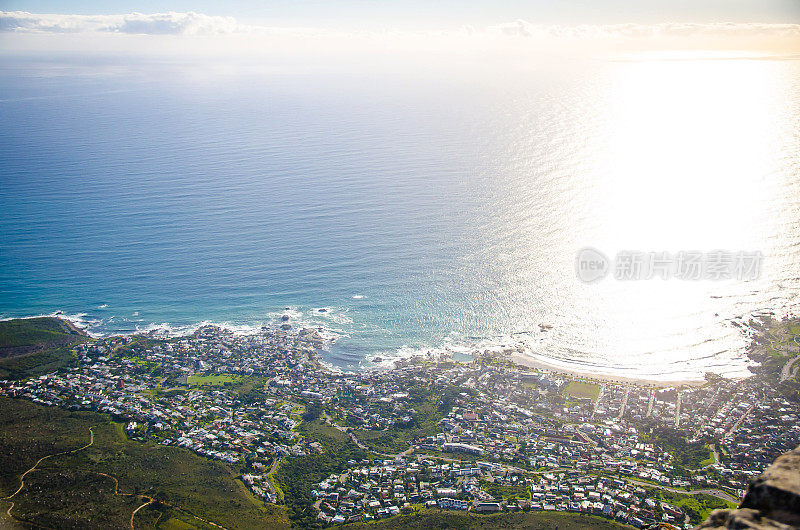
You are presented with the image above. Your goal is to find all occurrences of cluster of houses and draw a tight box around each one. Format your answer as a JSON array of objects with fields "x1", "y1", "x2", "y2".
[
  {"x1": 294, "y1": 358, "x2": 797, "y2": 527},
  {"x1": 312, "y1": 455, "x2": 689, "y2": 528},
  {"x1": 0, "y1": 325, "x2": 330, "y2": 503},
  {"x1": 313, "y1": 457, "x2": 514, "y2": 525},
  {"x1": 1, "y1": 320, "x2": 799, "y2": 529}
]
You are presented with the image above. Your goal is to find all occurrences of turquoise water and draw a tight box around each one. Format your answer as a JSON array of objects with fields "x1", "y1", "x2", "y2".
[{"x1": 2, "y1": 54, "x2": 800, "y2": 378}]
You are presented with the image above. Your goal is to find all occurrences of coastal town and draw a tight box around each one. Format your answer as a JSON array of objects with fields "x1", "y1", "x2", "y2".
[{"x1": 1, "y1": 317, "x2": 799, "y2": 529}]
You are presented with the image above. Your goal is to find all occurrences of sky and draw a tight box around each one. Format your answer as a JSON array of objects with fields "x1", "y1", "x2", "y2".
[
  {"x1": 1, "y1": 1, "x2": 799, "y2": 58},
  {"x1": 2, "y1": 0, "x2": 800, "y2": 28}
]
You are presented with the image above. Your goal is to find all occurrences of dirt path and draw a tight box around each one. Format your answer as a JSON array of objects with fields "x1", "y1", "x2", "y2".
[
  {"x1": 86, "y1": 471, "x2": 229, "y2": 530},
  {"x1": 92, "y1": 472, "x2": 229, "y2": 530},
  {"x1": 130, "y1": 499, "x2": 155, "y2": 529},
  {"x1": 3, "y1": 426, "x2": 96, "y2": 519},
  {"x1": 1, "y1": 427, "x2": 228, "y2": 530}
]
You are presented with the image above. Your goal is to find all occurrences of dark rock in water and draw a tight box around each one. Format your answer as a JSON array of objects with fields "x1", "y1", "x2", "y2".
[
  {"x1": 372, "y1": 357, "x2": 383, "y2": 363},
  {"x1": 696, "y1": 444, "x2": 800, "y2": 529},
  {"x1": 281, "y1": 323, "x2": 292, "y2": 330},
  {"x1": 284, "y1": 307, "x2": 290, "y2": 310},
  {"x1": 281, "y1": 315, "x2": 290, "y2": 321},
  {"x1": 318, "y1": 308, "x2": 328, "y2": 313}
]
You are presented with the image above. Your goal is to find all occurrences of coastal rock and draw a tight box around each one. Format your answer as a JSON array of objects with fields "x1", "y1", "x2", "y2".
[
  {"x1": 697, "y1": 508, "x2": 792, "y2": 529},
  {"x1": 696, "y1": 445, "x2": 800, "y2": 529},
  {"x1": 297, "y1": 328, "x2": 324, "y2": 347}
]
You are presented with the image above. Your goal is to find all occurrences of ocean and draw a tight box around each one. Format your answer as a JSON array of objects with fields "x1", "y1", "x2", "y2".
[{"x1": 2, "y1": 52, "x2": 799, "y2": 380}]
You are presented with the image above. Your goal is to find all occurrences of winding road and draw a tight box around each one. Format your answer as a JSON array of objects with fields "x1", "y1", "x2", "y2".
[
  {"x1": 781, "y1": 354, "x2": 800, "y2": 382},
  {"x1": 621, "y1": 477, "x2": 739, "y2": 504}
]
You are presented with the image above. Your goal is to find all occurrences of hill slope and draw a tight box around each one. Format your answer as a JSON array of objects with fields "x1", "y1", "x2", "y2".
[{"x1": 0, "y1": 317, "x2": 89, "y2": 379}]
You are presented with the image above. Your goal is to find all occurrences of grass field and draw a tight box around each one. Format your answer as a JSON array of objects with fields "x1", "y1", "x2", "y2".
[
  {"x1": 698, "y1": 446, "x2": 716, "y2": 467},
  {"x1": 563, "y1": 381, "x2": 601, "y2": 401},
  {"x1": 0, "y1": 397, "x2": 289, "y2": 529},
  {"x1": 479, "y1": 480, "x2": 530, "y2": 502},
  {"x1": 187, "y1": 373, "x2": 238, "y2": 386}
]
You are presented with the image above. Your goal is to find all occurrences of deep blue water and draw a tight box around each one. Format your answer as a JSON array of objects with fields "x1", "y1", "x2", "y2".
[{"x1": 2, "y1": 54, "x2": 800, "y2": 378}]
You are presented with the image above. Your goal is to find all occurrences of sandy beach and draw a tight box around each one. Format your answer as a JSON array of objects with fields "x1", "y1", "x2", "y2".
[{"x1": 507, "y1": 352, "x2": 709, "y2": 389}]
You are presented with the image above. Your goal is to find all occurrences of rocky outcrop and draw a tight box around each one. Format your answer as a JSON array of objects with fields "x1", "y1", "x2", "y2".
[{"x1": 696, "y1": 446, "x2": 800, "y2": 529}]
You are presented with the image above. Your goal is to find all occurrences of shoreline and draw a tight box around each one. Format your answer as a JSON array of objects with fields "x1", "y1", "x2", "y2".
[
  {"x1": 0, "y1": 313, "x2": 89, "y2": 337},
  {"x1": 6, "y1": 311, "x2": 755, "y2": 389},
  {"x1": 59, "y1": 317, "x2": 89, "y2": 337},
  {"x1": 504, "y1": 352, "x2": 710, "y2": 389}
]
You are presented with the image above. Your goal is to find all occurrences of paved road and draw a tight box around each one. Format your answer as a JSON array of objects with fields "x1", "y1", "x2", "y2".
[
  {"x1": 725, "y1": 402, "x2": 757, "y2": 440},
  {"x1": 323, "y1": 413, "x2": 417, "y2": 458},
  {"x1": 262, "y1": 457, "x2": 282, "y2": 500},
  {"x1": 646, "y1": 389, "x2": 655, "y2": 418},
  {"x1": 591, "y1": 385, "x2": 606, "y2": 419},
  {"x1": 621, "y1": 477, "x2": 739, "y2": 504},
  {"x1": 781, "y1": 354, "x2": 800, "y2": 382},
  {"x1": 617, "y1": 388, "x2": 630, "y2": 420},
  {"x1": 710, "y1": 444, "x2": 720, "y2": 466},
  {"x1": 321, "y1": 413, "x2": 741, "y2": 509},
  {"x1": 322, "y1": 413, "x2": 370, "y2": 451}
]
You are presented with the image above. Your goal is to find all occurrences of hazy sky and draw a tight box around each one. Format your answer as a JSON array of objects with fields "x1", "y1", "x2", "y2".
[
  {"x1": 2, "y1": 1, "x2": 800, "y2": 58},
  {"x1": 3, "y1": 0, "x2": 800, "y2": 28}
]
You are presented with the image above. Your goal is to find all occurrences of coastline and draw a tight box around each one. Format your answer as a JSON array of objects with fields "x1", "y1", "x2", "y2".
[
  {"x1": 505, "y1": 352, "x2": 709, "y2": 389},
  {"x1": 0, "y1": 313, "x2": 87, "y2": 337},
  {"x1": 5, "y1": 310, "x2": 763, "y2": 389},
  {"x1": 58, "y1": 316, "x2": 89, "y2": 337}
]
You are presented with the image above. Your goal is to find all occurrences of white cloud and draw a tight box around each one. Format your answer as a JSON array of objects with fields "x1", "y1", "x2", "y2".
[
  {"x1": 3, "y1": 11, "x2": 800, "y2": 40},
  {"x1": 487, "y1": 19, "x2": 800, "y2": 41},
  {"x1": 1, "y1": 11, "x2": 799, "y2": 56},
  {"x1": 0, "y1": 11, "x2": 242, "y2": 35}
]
